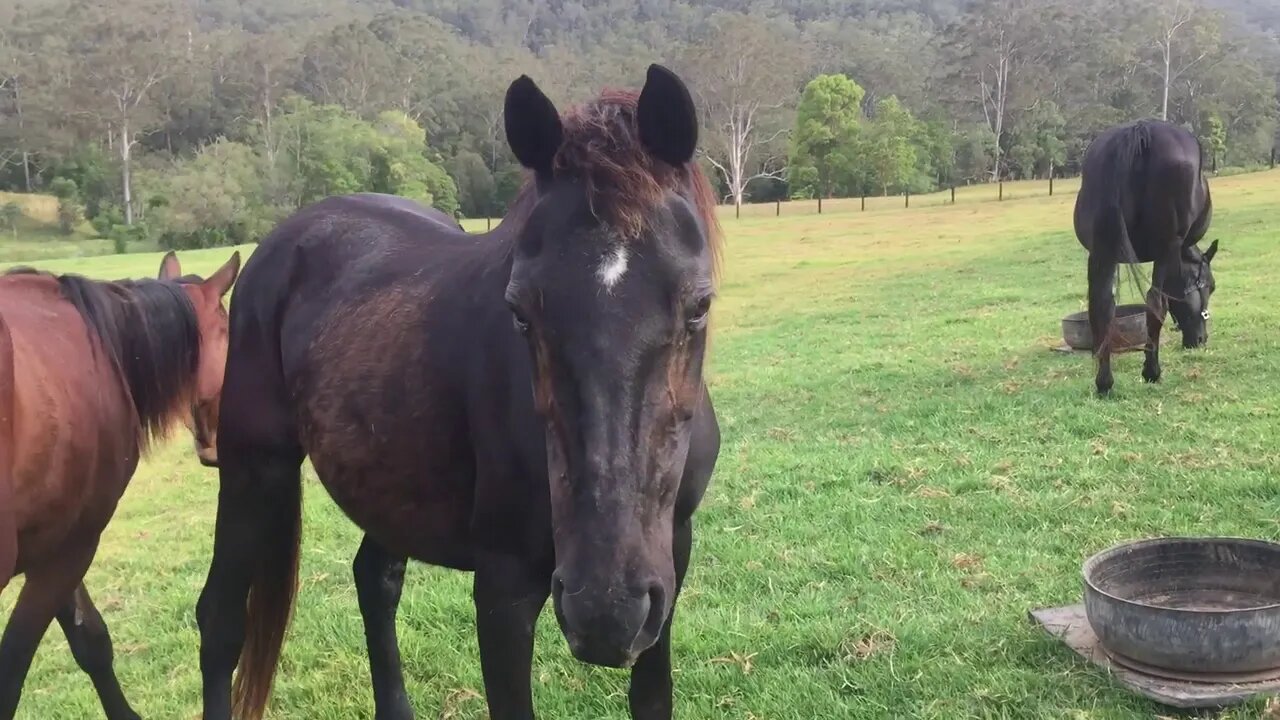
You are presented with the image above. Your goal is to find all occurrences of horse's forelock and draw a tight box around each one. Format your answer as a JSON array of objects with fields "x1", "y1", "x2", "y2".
[{"x1": 518, "y1": 88, "x2": 722, "y2": 280}]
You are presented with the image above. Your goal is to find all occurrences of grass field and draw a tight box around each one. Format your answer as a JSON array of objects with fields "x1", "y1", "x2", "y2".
[{"x1": 5, "y1": 170, "x2": 1280, "y2": 719}]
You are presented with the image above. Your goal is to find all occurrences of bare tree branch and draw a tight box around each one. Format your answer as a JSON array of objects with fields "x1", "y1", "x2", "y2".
[{"x1": 678, "y1": 14, "x2": 807, "y2": 208}]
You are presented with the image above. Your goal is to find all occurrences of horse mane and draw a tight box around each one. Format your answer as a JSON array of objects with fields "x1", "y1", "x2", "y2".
[
  {"x1": 511, "y1": 88, "x2": 724, "y2": 280},
  {"x1": 6, "y1": 267, "x2": 200, "y2": 451}
]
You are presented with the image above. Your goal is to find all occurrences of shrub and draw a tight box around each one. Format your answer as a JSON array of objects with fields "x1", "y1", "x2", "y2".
[
  {"x1": 57, "y1": 203, "x2": 81, "y2": 235},
  {"x1": 48, "y1": 177, "x2": 78, "y2": 201},
  {"x1": 108, "y1": 221, "x2": 150, "y2": 254},
  {"x1": 1, "y1": 202, "x2": 22, "y2": 238},
  {"x1": 149, "y1": 139, "x2": 275, "y2": 250},
  {"x1": 48, "y1": 144, "x2": 112, "y2": 218}
]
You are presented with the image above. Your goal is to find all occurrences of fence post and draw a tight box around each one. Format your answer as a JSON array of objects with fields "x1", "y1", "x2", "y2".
[
  {"x1": 776, "y1": 199, "x2": 780, "y2": 217},
  {"x1": 860, "y1": 195, "x2": 865, "y2": 211},
  {"x1": 951, "y1": 186, "x2": 956, "y2": 204},
  {"x1": 904, "y1": 190, "x2": 910, "y2": 208},
  {"x1": 999, "y1": 182, "x2": 1004, "y2": 201},
  {"x1": 735, "y1": 201, "x2": 741, "y2": 220},
  {"x1": 1049, "y1": 174, "x2": 1054, "y2": 196},
  {"x1": 818, "y1": 196, "x2": 823, "y2": 214},
  {"x1": 487, "y1": 217, "x2": 492, "y2": 231}
]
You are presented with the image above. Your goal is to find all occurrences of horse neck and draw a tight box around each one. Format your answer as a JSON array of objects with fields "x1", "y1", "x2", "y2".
[{"x1": 71, "y1": 276, "x2": 202, "y2": 448}]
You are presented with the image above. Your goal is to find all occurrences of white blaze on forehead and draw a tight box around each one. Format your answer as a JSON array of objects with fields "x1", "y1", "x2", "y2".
[{"x1": 596, "y1": 244, "x2": 629, "y2": 291}]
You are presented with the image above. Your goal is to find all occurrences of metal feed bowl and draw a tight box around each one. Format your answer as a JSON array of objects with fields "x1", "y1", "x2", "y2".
[
  {"x1": 1083, "y1": 537, "x2": 1280, "y2": 674},
  {"x1": 1062, "y1": 304, "x2": 1147, "y2": 351}
]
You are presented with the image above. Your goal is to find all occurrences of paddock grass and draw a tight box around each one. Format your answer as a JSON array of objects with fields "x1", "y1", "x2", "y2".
[{"x1": 5, "y1": 169, "x2": 1280, "y2": 719}]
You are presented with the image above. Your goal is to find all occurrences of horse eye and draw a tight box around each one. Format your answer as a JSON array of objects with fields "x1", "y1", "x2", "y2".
[
  {"x1": 508, "y1": 303, "x2": 530, "y2": 334},
  {"x1": 687, "y1": 295, "x2": 712, "y2": 330}
]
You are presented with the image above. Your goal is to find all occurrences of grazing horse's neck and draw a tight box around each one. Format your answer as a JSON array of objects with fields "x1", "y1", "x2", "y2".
[{"x1": 55, "y1": 274, "x2": 202, "y2": 448}]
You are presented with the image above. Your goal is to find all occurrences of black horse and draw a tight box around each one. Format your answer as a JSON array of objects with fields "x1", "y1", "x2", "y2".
[
  {"x1": 1073, "y1": 119, "x2": 1218, "y2": 395},
  {"x1": 345, "y1": 191, "x2": 466, "y2": 231},
  {"x1": 194, "y1": 65, "x2": 722, "y2": 720}
]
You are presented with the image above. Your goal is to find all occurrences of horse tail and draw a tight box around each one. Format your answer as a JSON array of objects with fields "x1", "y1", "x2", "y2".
[
  {"x1": 1099, "y1": 123, "x2": 1158, "y2": 311},
  {"x1": 1109, "y1": 123, "x2": 1149, "y2": 267},
  {"x1": 230, "y1": 470, "x2": 302, "y2": 720},
  {"x1": 225, "y1": 244, "x2": 305, "y2": 720},
  {"x1": 0, "y1": 311, "x2": 17, "y2": 590}
]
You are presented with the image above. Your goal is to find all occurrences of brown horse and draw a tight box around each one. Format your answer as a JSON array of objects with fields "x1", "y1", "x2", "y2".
[
  {"x1": 196, "y1": 65, "x2": 721, "y2": 720},
  {"x1": 0, "y1": 250, "x2": 240, "y2": 720}
]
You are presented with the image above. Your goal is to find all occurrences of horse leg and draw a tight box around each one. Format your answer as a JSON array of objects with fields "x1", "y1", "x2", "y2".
[
  {"x1": 196, "y1": 453, "x2": 302, "y2": 720},
  {"x1": 473, "y1": 552, "x2": 550, "y2": 720},
  {"x1": 0, "y1": 542, "x2": 96, "y2": 719},
  {"x1": 56, "y1": 582, "x2": 141, "y2": 720},
  {"x1": 1088, "y1": 252, "x2": 1119, "y2": 396},
  {"x1": 627, "y1": 520, "x2": 691, "y2": 720},
  {"x1": 1142, "y1": 284, "x2": 1168, "y2": 383},
  {"x1": 353, "y1": 535, "x2": 413, "y2": 720},
  {"x1": 1143, "y1": 245, "x2": 1180, "y2": 383}
]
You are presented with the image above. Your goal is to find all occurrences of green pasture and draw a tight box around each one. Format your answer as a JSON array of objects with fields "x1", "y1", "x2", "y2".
[{"x1": 5, "y1": 170, "x2": 1280, "y2": 719}]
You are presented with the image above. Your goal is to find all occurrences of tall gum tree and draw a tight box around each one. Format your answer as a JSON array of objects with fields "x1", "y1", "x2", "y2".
[
  {"x1": 679, "y1": 13, "x2": 809, "y2": 213},
  {"x1": 66, "y1": 0, "x2": 188, "y2": 224}
]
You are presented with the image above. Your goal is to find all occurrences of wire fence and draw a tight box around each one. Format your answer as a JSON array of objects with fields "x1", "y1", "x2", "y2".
[
  {"x1": 460, "y1": 175, "x2": 1082, "y2": 232},
  {"x1": 722, "y1": 175, "x2": 1082, "y2": 220},
  {"x1": 461, "y1": 149, "x2": 1279, "y2": 231}
]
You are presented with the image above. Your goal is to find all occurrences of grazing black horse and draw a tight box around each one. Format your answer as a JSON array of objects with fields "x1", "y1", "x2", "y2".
[
  {"x1": 195, "y1": 65, "x2": 722, "y2": 720},
  {"x1": 1073, "y1": 119, "x2": 1218, "y2": 395}
]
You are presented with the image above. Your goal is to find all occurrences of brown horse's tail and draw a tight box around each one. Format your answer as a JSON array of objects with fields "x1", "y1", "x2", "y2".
[
  {"x1": 0, "y1": 311, "x2": 17, "y2": 589},
  {"x1": 231, "y1": 473, "x2": 303, "y2": 720}
]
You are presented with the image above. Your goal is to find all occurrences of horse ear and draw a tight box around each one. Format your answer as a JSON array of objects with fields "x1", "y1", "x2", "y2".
[
  {"x1": 158, "y1": 251, "x2": 181, "y2": 281},
  {"x1": 504, "y1": 75, "x2": 562, "y2": 177},
  {"x1": 205, "y1": 251, "x2": 241, "y2": 299},
  {"x1": 637, "y1": 64, "x2": 698, "y2": 166},
  {"x1": 1204, "y1": 239, "x2": 1219, "y2": 263}
]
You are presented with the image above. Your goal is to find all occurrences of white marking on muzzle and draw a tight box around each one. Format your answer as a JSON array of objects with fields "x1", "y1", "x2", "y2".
[{"x1": 597, "y1": 245, "x2": 629, "y2": 291}]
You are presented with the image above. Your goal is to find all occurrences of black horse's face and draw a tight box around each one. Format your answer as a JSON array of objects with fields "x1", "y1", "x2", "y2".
[
  {"x1": 1168, "y1": 240, "x2": 1218, "y2": 348},
  {"x1": 503, "y1": 66, "x2": 713, "y2": 668}
]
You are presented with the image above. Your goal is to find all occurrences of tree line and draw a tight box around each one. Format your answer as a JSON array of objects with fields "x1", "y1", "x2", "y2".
[{"x1": 0, "y1": 0, "x2": 1276, "y2": 249}]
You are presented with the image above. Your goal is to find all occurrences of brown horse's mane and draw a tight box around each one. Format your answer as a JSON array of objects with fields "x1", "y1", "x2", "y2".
[
  {"x1": 6, "y1": 267, "x2": 200, "y2": 451},
  {"x1": 510, "y1": 88, "x2": 724, "y2": 279}
]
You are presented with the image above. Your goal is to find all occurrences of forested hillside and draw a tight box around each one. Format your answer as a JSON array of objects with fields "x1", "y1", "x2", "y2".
[{"x1": 1, "y1": 0, "x2": 1276, "y2": 250}]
